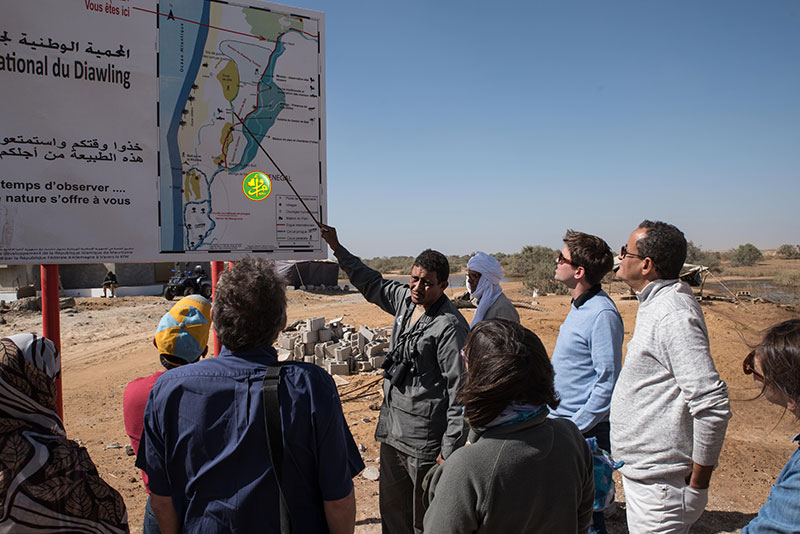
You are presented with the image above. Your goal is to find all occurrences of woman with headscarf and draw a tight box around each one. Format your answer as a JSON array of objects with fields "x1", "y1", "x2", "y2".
[
  {"x1": 423, "y1": 320, "x2": 594, "y2": 533},
  {"x1": 466, "y1": 251, "x2": 519, "y2": 328},
  {"x1": 0, "y1": 333, "x2": 128, "y2": 533}
]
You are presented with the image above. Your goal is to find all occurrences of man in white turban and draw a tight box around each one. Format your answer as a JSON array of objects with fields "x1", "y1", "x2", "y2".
[{"x1": 466, "y1": 252, "x2": 519, "y2": 328}]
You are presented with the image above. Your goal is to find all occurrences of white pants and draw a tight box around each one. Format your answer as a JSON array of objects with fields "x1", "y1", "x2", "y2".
[{"x1": 622, "y1": 474, "x2": 708, "y2": 534}]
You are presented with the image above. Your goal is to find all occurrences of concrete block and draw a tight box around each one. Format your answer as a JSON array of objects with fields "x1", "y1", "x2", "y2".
[
  {"x1": 307, "y1": 317, "x2": 325, "y2": 331},
  {"x1": 301, "y1": 330, "x2": 319, "y2": 344},
  {"x1": 357, "y1": 333, "x2": 366, "y2": 353},
  {"x1": 293, "y1": 343, "x2": 305, "y2": 361},
  {"x1": 304, "y1": 356, "x2": 316, "y2": 364},
  {"x1": 334, "y1": 346, "x2": 352, "y2": 362},
  {"x1": 318, "y1": 328, "x2": 333, "y2": 342},
  {"x1": 366, "y1": 341, "x2": 390, "y2": 357},
  {"x1": 276, "y1": 348, "x2": 292, "y2": 362},
  {"x1": 324, "y1": 342, "x2": 340, "y2": 359},
  {"x1": 314, "y1": 343, "x2": 326, "y2": 358},
  {"x1": 305, "y1": 341, "x2": 315, "y2": 356},
  {"x1": 277, "y1": 334, "x2": 295, "y2": 351},
  {"x1": 356, "y1": 361, "x2": 374, "y2": 373},
  {"x1": 315, "y1": 355, "x2": 324, "y2": 367},
  {"x1": 327, "y1": 361, "x2": 350, "y2": 376},
  {"x1": 359, "y1": 326, "x2": 376, "y2": 343},
  {"x1": 370, "y1": 356, "x2": 386, "y2": 369}
]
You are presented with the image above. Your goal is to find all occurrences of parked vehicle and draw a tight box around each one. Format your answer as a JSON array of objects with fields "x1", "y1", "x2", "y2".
[{"x1": 163, "y1": 265, "x2": 212, "y2": 300}]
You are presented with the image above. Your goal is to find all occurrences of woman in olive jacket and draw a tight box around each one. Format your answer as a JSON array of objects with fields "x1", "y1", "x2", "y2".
[{"x1": 424, "y1": 319, "x2": 594, "y2": 533}]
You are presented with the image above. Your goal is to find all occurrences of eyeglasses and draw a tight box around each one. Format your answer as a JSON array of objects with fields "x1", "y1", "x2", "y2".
[
  {"x1": 620, "y1": 245, "x2": 645, "y2": 260},
  {"x1": 557, "y1": 252, "x2": 580, "y2": 267},
  {"x1": 742, "y1": 351, "x2": 764, "y2": 381}
]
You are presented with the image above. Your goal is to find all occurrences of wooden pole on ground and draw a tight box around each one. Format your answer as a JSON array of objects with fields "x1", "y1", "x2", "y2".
[{"x1": 40, "y1": 265, "x2": 63, "y2": 419}]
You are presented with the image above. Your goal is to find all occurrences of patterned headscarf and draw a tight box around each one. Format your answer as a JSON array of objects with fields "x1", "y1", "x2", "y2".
[{"x1": 0, "y1": 334, "x2": 128, "y2": 533}]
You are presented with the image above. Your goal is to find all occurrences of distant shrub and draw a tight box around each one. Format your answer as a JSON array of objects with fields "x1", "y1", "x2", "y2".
[
  {"x1": 364, "y1": 256, "x2": 413, "y2": 274},
  {"x1": 776, "y1": 244, "x2": 800, "y2": 259},
  {"x1": 509, "y1": 245, "x2": 567, "y2": 295},
  {"x1": 775, "y1": 271, "x2": 800, "y2": 286},
  {"x1": 447, "y1": 254, "x2": 471, "y2": 274},
  {"x1": 730, "y1": 244, "x2": 764, "y2": 267},
  {"x1": 686, "y1": 241, "x2": 721, "y2": 270}
]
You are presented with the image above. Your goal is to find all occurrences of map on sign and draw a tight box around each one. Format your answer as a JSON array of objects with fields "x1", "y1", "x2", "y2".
[{"x1": 158, "y1": 0, "x2": 325, "y2": 254}]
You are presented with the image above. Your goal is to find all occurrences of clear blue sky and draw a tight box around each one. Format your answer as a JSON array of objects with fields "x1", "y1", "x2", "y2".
[{"x1": 297, "y1": 0, "x2": 799, "y2": 258}]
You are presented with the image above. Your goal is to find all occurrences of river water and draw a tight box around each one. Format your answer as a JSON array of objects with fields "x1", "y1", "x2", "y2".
[{"x1": 702, "y1": 278, "x2": 800, "y2": 305}]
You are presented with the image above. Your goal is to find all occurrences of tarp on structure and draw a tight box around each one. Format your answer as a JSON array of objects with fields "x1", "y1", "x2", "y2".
[
  {"x1": 679, "y1": 263, "x2": 710, "y2": 287},
  {"x1": 275, "y1": 260, "x2": 340, "y2": 288}
]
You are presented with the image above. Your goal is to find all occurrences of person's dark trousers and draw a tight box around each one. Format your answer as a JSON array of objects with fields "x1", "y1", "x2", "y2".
[
  {"x1": 583, "y1": 420, "x2": 610, "y2": 452},
  {"x1": 583, "y1": 421, "x2": 611, "y2": 534},
  {"x1": 379, "y1": 443, "x2": 437, "y2": 534},
  {"x1": 143, "y1": 495, "x2": 162, "y2": 534}
]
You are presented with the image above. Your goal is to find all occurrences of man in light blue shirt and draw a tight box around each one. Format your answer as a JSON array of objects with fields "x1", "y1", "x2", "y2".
[
  {"x1": 551, "y1": 230, "x2": 623, "y2": 447},
  {"x1": 551, "y1": 230, "x2": 624, "y2": 533}
]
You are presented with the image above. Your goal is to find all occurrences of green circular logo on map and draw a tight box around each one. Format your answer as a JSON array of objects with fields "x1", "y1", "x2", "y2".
[{"x1": 243, "y1": 172, "x2": 272, "y2": 201}]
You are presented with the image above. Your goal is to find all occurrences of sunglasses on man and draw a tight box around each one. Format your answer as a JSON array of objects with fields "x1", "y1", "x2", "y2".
[
  {"x1": 556, "y1": 252, "x2": 581, "y2": 267},
  {"x1": 620, "y1": 245, "x2": 645, "y2": 260}
]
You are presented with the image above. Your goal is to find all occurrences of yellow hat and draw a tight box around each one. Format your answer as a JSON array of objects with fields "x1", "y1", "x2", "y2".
[{"x1": 154, "y1": 295, "x2": 211, "y2": 364}]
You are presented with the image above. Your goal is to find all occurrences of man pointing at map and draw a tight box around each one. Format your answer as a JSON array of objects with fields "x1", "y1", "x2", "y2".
[{"x1": 322, "y1": 225, "x2": 469, "y2": 534}]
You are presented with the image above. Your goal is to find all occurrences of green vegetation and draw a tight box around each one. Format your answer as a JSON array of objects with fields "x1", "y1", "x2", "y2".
[
  {"x1": 730, "y1": 243, "x2": 764, "y2": 267},
  {"x1": 775, "y1": 271, "x2": 800, "y2": 286},
  {"x1": 777, "y1": 244, "x2": 800, "y2": 259},
  {"x1": 507, "y1": 245, "x2": 566, "y2": 294}
]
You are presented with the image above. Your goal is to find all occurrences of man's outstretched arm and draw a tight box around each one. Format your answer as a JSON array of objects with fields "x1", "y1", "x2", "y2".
[
  {"x1": 321, "y1": 224, "x2": 406, "y2": 315},
  {"x1": 324, "y1": 488, "x2": 356, "y2": 534}
]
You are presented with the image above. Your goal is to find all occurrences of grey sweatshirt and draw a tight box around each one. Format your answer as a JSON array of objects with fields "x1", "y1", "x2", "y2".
[{"x1": 610, "y1": 279, "x2": 731, "y2": 481}]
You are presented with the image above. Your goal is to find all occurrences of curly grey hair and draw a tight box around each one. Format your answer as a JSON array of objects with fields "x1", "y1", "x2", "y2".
[{"x1": 213, "y1": 258, "x2": 287, "y2": 351}]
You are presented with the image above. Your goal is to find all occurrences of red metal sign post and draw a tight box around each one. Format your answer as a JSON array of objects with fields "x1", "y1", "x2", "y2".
[{"x1": 40, "y1": 265, "x2": 63, "y2": 419}]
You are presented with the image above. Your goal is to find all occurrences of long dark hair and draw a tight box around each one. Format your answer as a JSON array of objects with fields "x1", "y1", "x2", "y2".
[
  {"x1": 457, "y1": 320, "x2": 559, "y2": 428},
  {"x1": 754, "y1": 318, "x2": 800, "y2": 418}
]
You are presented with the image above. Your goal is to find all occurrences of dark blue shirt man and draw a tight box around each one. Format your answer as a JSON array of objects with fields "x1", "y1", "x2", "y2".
[{"x1": 136, "y1": 258, "x2": 364, "y2": 533}]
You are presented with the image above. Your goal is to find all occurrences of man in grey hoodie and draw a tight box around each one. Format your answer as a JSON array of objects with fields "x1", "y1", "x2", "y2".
[{"x1": 610, "y1": 220, "x2": 731, "y2": 534}]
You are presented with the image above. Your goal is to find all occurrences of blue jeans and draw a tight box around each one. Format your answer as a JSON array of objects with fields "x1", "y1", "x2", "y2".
[
  {"x1": 143, "y1": 496, "x2": 162, "y2": 534},
  {"x1": 584, "y1": 422, "x2": 611, "y2": 534}
]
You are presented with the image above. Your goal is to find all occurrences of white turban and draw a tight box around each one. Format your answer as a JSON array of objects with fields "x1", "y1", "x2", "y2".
[{"x1": 466, "y1": 252, "x2": 504, "y2": 327}]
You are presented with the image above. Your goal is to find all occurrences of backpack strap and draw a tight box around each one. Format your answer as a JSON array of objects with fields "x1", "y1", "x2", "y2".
[{"x1": 263, "y1": 364, "x2": 292, "y2": 533}]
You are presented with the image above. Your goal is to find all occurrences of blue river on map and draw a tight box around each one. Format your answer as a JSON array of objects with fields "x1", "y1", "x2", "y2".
[{"x1": 226, "y1": 38, "x2": 288, "y2": 173}]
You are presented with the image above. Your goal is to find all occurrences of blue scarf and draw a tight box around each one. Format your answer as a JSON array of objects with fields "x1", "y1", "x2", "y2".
[{"x1": 480, "y1": 402, "x2": 546, "y2": 431}]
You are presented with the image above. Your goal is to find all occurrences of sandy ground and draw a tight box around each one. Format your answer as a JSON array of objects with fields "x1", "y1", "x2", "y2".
[{"x1": 1, "y1": 281, "x2": 798, "y2": 533}]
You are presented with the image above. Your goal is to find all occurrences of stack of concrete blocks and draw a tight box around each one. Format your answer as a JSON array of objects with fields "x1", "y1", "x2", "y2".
[
  {"x1": 274, "y1": 316, "x2": 392, "y2": 377},
  {"x1": 276, "y1": 331, "x2": 298, "y2": 362}
]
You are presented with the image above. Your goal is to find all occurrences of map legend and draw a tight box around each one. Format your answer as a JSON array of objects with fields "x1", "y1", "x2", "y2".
[{"x1": 276, "y1": 195, "x2": 319, "y2": 247}]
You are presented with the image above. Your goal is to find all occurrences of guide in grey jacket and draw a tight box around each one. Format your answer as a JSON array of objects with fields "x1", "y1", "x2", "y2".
[{"x1": 334, "y1": 246, "x2": 469, "y2": 461}]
